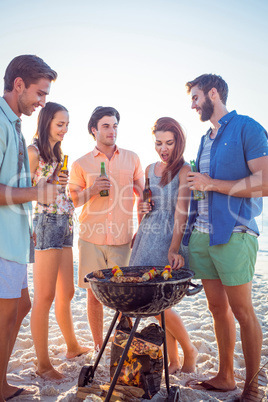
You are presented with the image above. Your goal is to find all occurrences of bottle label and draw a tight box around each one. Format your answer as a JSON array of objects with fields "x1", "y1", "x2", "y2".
[
  {"x1": 190, "y1": 160, "x2": 205, "y2": 201},
  {"x1": 100, "y1": 162, "x2": 109, "y2": 197}
]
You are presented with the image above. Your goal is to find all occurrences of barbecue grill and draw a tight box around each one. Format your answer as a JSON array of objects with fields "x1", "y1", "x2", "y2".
[{"x1": 78, "y1": 266, "x2": 203, "y2": 402}]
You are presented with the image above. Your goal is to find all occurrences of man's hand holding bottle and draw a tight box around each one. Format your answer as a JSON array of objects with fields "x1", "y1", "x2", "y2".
[
  {"x1": 35, "y1": 178, "x2": 59, "y2": 205},
  {"x1": 90, "y1": 176, "x2": 111, "y2": 196}
]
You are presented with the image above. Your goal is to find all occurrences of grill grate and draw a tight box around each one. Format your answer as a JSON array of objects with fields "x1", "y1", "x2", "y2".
[{"x1": 86, "y1": 266, "x2": 194, "y2": 285}]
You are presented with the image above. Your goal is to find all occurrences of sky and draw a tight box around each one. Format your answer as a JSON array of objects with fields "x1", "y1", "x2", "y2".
[{"x1": 0, "y1": 0, "x2": 268, "y2": 171}]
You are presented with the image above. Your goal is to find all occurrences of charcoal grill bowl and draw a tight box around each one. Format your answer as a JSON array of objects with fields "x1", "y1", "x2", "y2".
[{"x1": 85, "y1": 266, "x2": 198, "y2": 316}]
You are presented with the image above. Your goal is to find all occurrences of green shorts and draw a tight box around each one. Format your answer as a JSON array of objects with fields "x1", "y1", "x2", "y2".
[{"x1": 189, "y1": 228, "x2": 258, "y2": 286}]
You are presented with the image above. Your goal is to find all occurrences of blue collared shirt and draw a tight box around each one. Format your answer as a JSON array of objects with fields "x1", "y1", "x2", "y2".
[
  {"x1": 183, "y1": 110, "x2": 268, "y2": 246},
  {"x1": 0, "y1": 97, "x2": 33, "y2": 264}
]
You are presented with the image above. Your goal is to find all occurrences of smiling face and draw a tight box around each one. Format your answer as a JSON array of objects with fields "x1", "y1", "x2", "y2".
[
  {"x1": 154, "y1": 130, "x2": 175, "y2": 164},
  {"x1": 48, "y1": 110, "x2": 69, "y2": 146},
  {"x1": 17, "y1": 77, "x2": 51, "y2": 116},
  {"x1": 190, "y1": 86, "x2": 214, "y2": 122},
  {"x1": 92, "y1": 115, "x2": 118, "y2": 147}
]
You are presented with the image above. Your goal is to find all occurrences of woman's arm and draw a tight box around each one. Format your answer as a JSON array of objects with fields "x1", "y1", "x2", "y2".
[
  {"x1": 168, "y1": 164, "x2": 191, "y2": 269},
  {"x1": 27, "y1": 145, "x2": 40, "y2": 184},
  {"x1": 136, "y1": 164, "x2": 153, "y2": 217},
  {"x1": 133, "y1": 175, "x2": 144, "y2": 225}
]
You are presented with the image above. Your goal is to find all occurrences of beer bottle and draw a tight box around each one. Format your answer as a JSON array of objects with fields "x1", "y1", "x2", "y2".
[
  {"x1": 100, "y1": 162, "x2": 109, "y2": 197},
  {"x1": 60, "y1": 155, "x2": 68, "y2": 175},
  {"x1": 59, "y1": 155, "x2": 68, "y2": 193},
  {"x1": 47, "y1": 162, "x2": 61, "y2": 184},
  {"x1": 190, "y1": 160, "x2": 205, "y2": 201},
  {"x1": 143, "y1": 178, "x2": 153, "y2": 209}
]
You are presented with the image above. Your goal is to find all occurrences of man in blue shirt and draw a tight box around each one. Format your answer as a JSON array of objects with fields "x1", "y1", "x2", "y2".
[
  {"x1": 184, "y1": 74, "x2": 268, "y2": 399},
  {"x1": 0, "y1": 55, "x2": 58, "y2": 401}
]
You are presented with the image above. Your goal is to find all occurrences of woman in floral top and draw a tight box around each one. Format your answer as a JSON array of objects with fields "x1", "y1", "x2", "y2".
[{"x1": 28, "y1": 102, "x2": 89, "y2": 381}]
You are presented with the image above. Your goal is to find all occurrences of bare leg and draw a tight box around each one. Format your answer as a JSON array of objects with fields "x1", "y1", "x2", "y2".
[
  {"x1": 201, "y1": 279, "x2": 237, "y2": 390},
  {"x1": 164, "y1": 308, "x2": 198, "y2": 373},
  {"x1": 156, "y1": 308, "x2": 198, "y2": 374},
  {"x1": 87, "y1": 287, "x2": 103, "y2": 350},
  {"x1": 31, "y1": 249, "x2": 65, "y2": 380},
  {"x1": 225, "y1": 281, "x2": 262, "y2": 392},
  {"x1": 1, "y1": 289, "x2": 31, "y2": 401},
  {"x1": 0, "y1": 298, "x2": 18, "y2": 402},
  {"x1": 55, "y1": 247, "x2": 90, "y2": 358},
  {"x1": 155, "y1": 318, "x2": 180, "y2": 374}
]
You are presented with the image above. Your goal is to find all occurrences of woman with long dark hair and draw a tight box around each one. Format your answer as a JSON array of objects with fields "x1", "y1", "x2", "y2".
[
  {"x1": 130, "y1": 117, "x2": 197, "y2": 374},
  {"x1": 28, "y1": 102, "x2": 89, "y2": 380}
]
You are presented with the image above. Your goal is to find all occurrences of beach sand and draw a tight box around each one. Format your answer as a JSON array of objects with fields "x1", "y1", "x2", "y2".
[{"x1": 7, "y1": 254, "x2": 268, "y2": 401}]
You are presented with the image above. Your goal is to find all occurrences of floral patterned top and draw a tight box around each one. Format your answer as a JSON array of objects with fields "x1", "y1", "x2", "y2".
[{"x1": 32, "y1": 143, "x2": 74, "y2": 216}]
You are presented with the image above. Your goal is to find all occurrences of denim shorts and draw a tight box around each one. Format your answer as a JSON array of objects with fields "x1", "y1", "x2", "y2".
[{"x1": 33, "y1": 213, "x2": 73, "y2": 251}]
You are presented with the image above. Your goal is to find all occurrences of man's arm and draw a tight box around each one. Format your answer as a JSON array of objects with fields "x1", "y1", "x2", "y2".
[
  {"x1": 69, "y1": 176, "x2": 110, "y2": 208},
  {"x1": 0, "y1": 179, "x2": 58, "y2": 206},
  {"x1": 187, "y1": 155, "x2": 268, "y2": 198}
]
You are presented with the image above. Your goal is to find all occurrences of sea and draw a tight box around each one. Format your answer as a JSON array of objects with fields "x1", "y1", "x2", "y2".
[
  {"x1": 255, "y1": 197, "x2": 268, "y2": 279},
  {"x1": 256, "y1": 197, "x2": 268, "y2": 258}
]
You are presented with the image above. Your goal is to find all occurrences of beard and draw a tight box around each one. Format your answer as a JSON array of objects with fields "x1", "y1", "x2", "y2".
[
  {"x1": 17, "y1": 92, "x2": 34, "y2": 116},
  {"x1": 200, "y1": 95, "x2": 214, "y2": 122}
]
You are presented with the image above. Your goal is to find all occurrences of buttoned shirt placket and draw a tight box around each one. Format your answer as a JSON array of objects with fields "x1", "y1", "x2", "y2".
[
  {"x1": 15, "y1": 119, "x2": 25, "y2": 186},
  {"x1": 107, "y1": 155, "x2": 116, "y2": 244},
  {"x1": 15, "y1": 119, "x2": 35, "y2": 263}
]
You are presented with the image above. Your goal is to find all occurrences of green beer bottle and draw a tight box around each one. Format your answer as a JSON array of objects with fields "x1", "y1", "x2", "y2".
[
  {"x1": 190, "y1": 160, "x2": 205, "y2": 201},
  {"x1": 100, "y1": 162, "x2": 109, "y2": 197}
]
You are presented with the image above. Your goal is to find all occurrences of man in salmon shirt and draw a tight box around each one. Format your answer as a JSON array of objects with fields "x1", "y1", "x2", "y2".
[{"x1": 69, "y1": 106, "x2": 144, "y2": 350}]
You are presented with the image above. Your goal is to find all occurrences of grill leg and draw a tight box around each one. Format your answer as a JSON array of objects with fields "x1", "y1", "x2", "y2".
[
  {"x1": 92, "y1": 310, "x2": 120, "y2": 374},
  {"x1": 105, "y1": 316, "x2": 141, "y2": 402},
  {"x1": 161, "y1": 311, "x2": 170, "y2": 394}
]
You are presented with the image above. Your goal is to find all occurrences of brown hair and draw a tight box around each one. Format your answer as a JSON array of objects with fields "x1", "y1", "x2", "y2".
[
  {"x1": 152, "y1": 117, "x2": 186, "y2": 187},
  {"x1": 33, "y1": 102, "x2": 67, "y2": 163},
  {"x1": 186, "y1": 74, "x2": 228, "y2": 105},
  {"x1": 4, "y1": 54, "x2": 57, "y2": 92},
  {"x1": 88, "y1": 106, "x2": 120, "y2": 139}
]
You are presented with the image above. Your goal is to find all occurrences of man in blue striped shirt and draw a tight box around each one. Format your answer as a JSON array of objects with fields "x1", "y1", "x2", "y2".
[{"x1": 184, "y1": 74, "x2": 268, "y2": 399}]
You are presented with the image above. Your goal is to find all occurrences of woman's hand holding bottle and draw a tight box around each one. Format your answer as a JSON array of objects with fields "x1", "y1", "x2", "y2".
[
  {"x1": 58, "y1": 155, "x2": 69, "y2": 193},
  {"x1": 58, "y1": 171, "x2": 69, "y2": 187},
  {"x1": 138, "y1": 201, "x2": 153, "y2": 214}
]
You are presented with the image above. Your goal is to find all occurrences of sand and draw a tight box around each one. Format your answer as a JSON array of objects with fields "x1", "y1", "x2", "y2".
[{"x1": 7, "y1": 254, "x2": 268, "y2": 402}]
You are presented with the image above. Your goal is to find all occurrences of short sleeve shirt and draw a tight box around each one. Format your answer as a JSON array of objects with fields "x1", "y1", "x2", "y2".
[
  {"x1": 183, "y1": 111, "x2": 268, "y2": 246},
  {"x1": 0, "y1": 97, "x2": 33, "y2": 263},
  {"x1": 69, "y1": 146, "x2": 144, "y2": 245}
]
